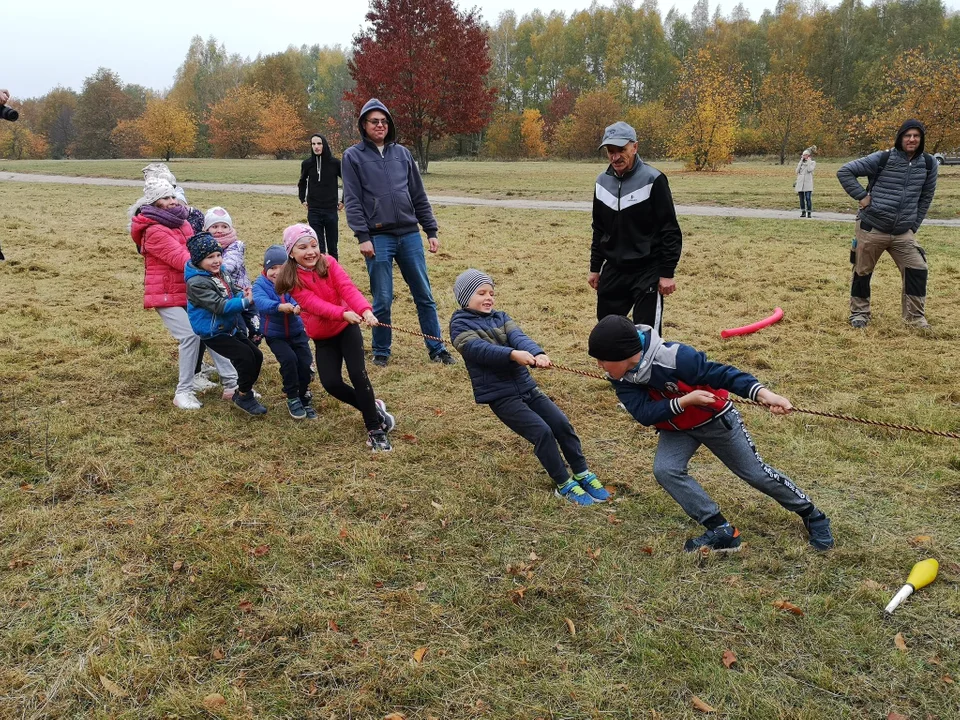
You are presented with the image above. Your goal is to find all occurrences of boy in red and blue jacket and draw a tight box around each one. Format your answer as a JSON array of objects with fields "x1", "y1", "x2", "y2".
[
  {"x1": 588, "y1": 314, "x2": 834, "y2": 552},
  {"x1": 252, "y1": 245, "x2": 316, "y2": 421}
]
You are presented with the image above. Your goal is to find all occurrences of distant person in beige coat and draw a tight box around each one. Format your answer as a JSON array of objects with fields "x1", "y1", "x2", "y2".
[{"x1": 795, "y1": 146, "x2": 816, "y2": 218}]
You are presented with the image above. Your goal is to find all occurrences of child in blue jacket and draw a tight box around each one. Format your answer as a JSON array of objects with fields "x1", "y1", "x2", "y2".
[
  {"x1": 449, "y1": 269, "x2": 607, "y2": 506},
  {"x1": 185, "y1": 232, "x2": 266, "y2": 416},
  {"x1": 252, "y1": 245, "x2": 316, "y2": 420},
  {"x1": 587, "y1": 314, "x2": 834, "y2": 553}
]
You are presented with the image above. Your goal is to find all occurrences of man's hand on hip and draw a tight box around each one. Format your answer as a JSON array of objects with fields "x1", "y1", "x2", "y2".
[
  {"x1": 358, "y1": 241, "x2": 375, "y2": 259},
  {"x1": 587, "y1": 271, "x2": 600, "y2": 290},
  {"x1": 658, "y1": 277, "x2": 676, "y2": 296},
  {"x1": 427, "y1": 236, "x2": 439, "y2": 253}
]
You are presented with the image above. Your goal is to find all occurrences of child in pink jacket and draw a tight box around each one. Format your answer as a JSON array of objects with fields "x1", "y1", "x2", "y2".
[{"x1": 274, "y1": 224, "x2": 395, "y2": 452}]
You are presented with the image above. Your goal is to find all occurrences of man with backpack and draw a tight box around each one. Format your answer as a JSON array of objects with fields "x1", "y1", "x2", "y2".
[{"x1": 837, "y1": 119, "x2": 938, "y2": 329}]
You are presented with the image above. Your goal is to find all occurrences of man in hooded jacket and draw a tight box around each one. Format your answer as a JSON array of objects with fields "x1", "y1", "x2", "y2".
[
  {"x1": 341, "y1": 98, "x2": 455, "y2": 366},
  {"x1": 837, "y1": 119, "x2": 938, "y2": 329}
]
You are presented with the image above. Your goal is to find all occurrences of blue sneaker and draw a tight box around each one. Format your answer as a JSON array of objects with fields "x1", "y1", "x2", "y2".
[
  {"x1": 683, "y1": 523, "x2": 741, "y2": 553},
  {"x1": 803, "y1": 513, "x2": 835, "y2": 551},
  {"x1": 555, "y1": 478, "x2": 594, "y2": 506},
  {"x1": 574, "y1": 470, "x2": 610, "y2": 502}
]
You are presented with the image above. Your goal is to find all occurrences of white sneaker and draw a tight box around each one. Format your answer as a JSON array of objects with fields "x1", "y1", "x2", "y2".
[
  {"x1": 173, "y1": 392, "x2": 203, "y2": 410},
  {"x1": 199, "y1": 362, "x2": 217, "y2": 379},
  {"x1": 193, "y1": 373, "x2": 218, "y2": 393}
]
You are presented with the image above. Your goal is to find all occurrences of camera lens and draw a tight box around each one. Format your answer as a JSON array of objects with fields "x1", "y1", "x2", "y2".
[{"x1": 0, "y1": 105, "x2": 19, "y2": 122}]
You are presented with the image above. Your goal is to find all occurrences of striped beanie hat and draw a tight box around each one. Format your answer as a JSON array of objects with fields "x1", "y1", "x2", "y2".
[{"x1": 453, "y1": 269, "x2": 494, "y2": 308}]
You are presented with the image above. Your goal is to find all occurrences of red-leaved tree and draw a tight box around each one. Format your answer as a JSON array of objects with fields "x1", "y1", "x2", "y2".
[{"x1": 348, "y1": 0, "x2": 496, "y2": 172}]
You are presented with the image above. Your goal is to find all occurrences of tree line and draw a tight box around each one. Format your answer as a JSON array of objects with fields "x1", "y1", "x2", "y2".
[{"x1": 2, "y1": 0, "x2": 959, "y2": 169}]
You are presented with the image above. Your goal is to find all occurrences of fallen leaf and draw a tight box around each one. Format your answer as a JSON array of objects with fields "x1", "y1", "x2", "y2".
[
  {"x1": 773, "y1": 599, "x2": 805, "y2": 616},
  {"x1": 942, "y1": 674, "x2": 954, "y2": 684},
  {"x1": 640, "y1": 546, "x2": 654, "y2": 555},
  {"x1": 529, "y1": 551, "x2": 540, "y2": 562},
  {"x1": 440, "y1": 518, "x2": 448, "y2": 528},
  {"x1": 894, "y1": 632, "x2": 907, "y2": 652},
  {"x1": 886, "y1": 713, "x2": 907, "y2": 720},
  {"x1": 607, "y1": 514, "x2": 623, "y2": 525},
  {"x1": 910, "y1": 535, "x2": 932, "y2": 544},
  {"x1": 862, "y1": 579, "x2": 882, "y2": 591},
  {"x1": 691, "y1": 695, "x2": 716, "y2": 713},
  {"x1": 721, "y1": 650, "x2": 738, "y2": 668},
  {"x1": 587, "y1": 547, "x2": 601, "y2": 560},
  {"x1": 383, "y1": 713, "x2": 407, "y2": 720},
  {"x1": 373, "y1": 580, "x2": 385, "y2": 588},
  {"x1": 237, "y1": 599, "x2": 254, "y2": 613},
  {"x1": 327, "y1": 619, "x2": 340, "y2": 632},
  {"x1": 19, "y1": 483, "x2": 34, "y2": 491},
  {"x1": 603, "y1": 484, "x2": 616, "y2": 495},
  {"x1": 430, "y1": 500, "x2": 443, "y2": 510},
  {"x1": 433, "y1": 408, "x2": 444, "y2": 416},
  {"x1": 564, "y1": 617, "x2": 576, "y2": 636},
  {"x1": 412, "y1": 581, "x2": 427, "y2": 591},
  {"x1": 99, "y1": 675, "x2": 128, "y2": 698},
  {"x1": 250, "y1": 544, "x2": 270, "y2": 557},
  {"x1": 509, "y1": 587, "x2": 526, "y2": 604},
  {"x1": 412, "y1": 646, "x2": 428, "y2": 663},
  {"x1": 212, "y1": 647, "x2": 225, "y2": 660},
  {"x1": 7, "y1": 559, "x2": 34, "y2": 570},
  {"x1": 203, "y1": 693, "x2": 227, "y2": 710},
  {"x1": 308, "y1": 681, "x2": 317, "y2": 695},
  {"x1": 338, "y1": 526, "x2": 348, "y2": 539},
  {"x1": 172, "y1": 560, "x2": 184, "y2": 572},
  {"x1": 402, "y1": 433, "x2": 418, "y2": 443}
]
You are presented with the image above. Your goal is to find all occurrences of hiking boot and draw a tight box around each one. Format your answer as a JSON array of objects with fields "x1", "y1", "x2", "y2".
[
  {"x1": 803, "y1": 513, "x2": 835, "y2": 551},
  {"x1": 301, "y1": 395, "x2": 318, "y2": 420},
  {"x1": 554, "y1": 478, "x2": 594, "y2": 506},
  {"x1": 173, "y1": 391, "x2": 202, "y2": 410},
  {"x1": 849, "y1": 317, "x2": 868, "y2": 329},
  {"x1": 372, "y1": 355, "x2": 389, "y2": 367},
  {"x1": 801, "y1": 211, "x2": 807, "y2": 218},
  {"x1": 375, "y1": 398, "x2": 396, "y2": 432},
  {"x1": 683, "y1": 523, "x2": 742, "y2": 553},
  {"x1": 233, "y1": 390, "x2": 267, "y2": 416},
  {"x1": 367, "y1": 430, "x2": 393, "y2": 452},
  {"x1": 574, "y1": 470, "x2": 610, "y2": 502},
  {"x1": 906, "y1": 318, "x2": 931, "y2": 330},
  {"x1": 193, "y1": 372, "x2": 218, "y2": 393},
  {"x1": 430, "y1": 350, "x2": 457, "y2": 365},
  {"x1": 287, "y1": 397, "x2": 307, "y2": 420}
]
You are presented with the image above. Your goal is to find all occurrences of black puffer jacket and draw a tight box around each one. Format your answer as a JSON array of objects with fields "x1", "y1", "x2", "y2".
[{"x1": 837, "y1": 120, "x2": 938, "y2": 234}]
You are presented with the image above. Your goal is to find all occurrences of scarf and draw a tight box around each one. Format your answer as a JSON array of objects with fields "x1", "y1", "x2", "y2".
[
  {"x1": 139, "y1": 204, "x2": 189, "y2": 229},
  {"x1": 212, "y1": 227, "x2": 239, "y2": 250}
]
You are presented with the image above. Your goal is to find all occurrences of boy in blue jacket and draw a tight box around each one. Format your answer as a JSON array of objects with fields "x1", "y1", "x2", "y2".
[
  {"x1": 450, "y1": 269, "x2": 607, "y2": 506},
  {"x1": 588, "y1": 314, "x2": 834, "y2": 552},
  {"x1": 252, "y1": 245, "x2": 317, "y2": 420},
  {"x1": 185, "y1": 233, "x2": 266, "y2": 416}
]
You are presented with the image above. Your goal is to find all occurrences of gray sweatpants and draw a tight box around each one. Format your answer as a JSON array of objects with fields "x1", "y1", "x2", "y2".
[
  {"x1": 652, "y1": 408, "x2": 812, "y2": 526},
  {"x1": 155, "y1": 307, "x2": 238, "y2": 395}
]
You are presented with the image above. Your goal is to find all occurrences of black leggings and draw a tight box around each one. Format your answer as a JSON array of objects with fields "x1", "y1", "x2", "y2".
[
  {"x1": 313, "y1": 324, "x2": 379, "y2": 431},
  {"x1": 203, "y1": 334, "x2": 263, "y2": 393},
  {"x1": 266, "y1": 334, "x2": 313, "y2": 399}
]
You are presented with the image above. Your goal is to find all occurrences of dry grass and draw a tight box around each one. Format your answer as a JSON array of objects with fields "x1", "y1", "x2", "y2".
[
  {"x1": 1, "y1": 181, "x2": 959, "y2": 719},
  {"x1": 2, "y1": 157, "x2": 958, "y2": 220}
]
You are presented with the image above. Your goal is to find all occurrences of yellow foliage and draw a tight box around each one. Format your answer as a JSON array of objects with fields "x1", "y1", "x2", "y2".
[
  {"x1": 758, "y1": 71, "x2": 828, "y2": 163},
  {"x1": 138, "y1": 99, "x2": 197, "y2": 161},
  {"x1": 553, "y1": 90, "x2": 623, "y2": 159},
  {"x1": 0, "y1": 123, "x2": 49, "y2": 159},
  {"x1": 483, "y1": 112, "x2": 522, "y2": 159},
  {"x1": 208, "y1": 87, "x2": 270, "y2": 158},
  {"x1": 257, "y1": 94, "x2": 307, "y2": 159},
  {"x1": 110, "y1": 119, "x2": 146, "y2": 158},
  {"x1": 519, "y1": 109, "x2": 546, "y2": 159},
  {"x1": 669, "y1": 49, "x2": 745, "y2": 171},
  {"x1": 623, "y1": 101, "x2": 670, "y2": 159}
]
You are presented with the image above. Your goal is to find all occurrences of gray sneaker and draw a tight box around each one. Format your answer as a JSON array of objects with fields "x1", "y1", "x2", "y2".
[{"x1": 850, "y1": 317, "x2": 868, "y2": 329}]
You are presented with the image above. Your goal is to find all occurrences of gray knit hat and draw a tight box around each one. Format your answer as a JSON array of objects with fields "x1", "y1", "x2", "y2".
[
  {"x1": 263, "y1": 244, "x2": 288, "y2": 271},
  {"x1": 453, "y1": 269, "x2": 494, "y2": 308}
]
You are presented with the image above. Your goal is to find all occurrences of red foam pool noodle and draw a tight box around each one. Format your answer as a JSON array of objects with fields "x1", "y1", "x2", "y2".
[{"x1": 720, "y1": 307, "x2": 784, "y2": 338}]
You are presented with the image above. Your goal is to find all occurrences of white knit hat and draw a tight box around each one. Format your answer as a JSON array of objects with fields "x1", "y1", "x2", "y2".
[
  {"x1": 127, "y1": 178, "x2": 177, "y2": 217},
  {"x1": 142, "y1": 162, "x2": 177, "y2": 185},
  {"x1": 203, "y1": 206, "x2": 234, "y2": 231}
]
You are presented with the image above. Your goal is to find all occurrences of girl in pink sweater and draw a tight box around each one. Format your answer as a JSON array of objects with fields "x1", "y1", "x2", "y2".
[{"x1": 274, "y1": 224, "x2": 395, "y2": 452}]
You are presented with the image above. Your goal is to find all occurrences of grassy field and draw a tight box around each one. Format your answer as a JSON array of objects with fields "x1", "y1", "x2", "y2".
[
  {"x1": 1, "y1": 181, "x2": 959, "y2": 719},
  {"x1": 2, "y1": 157, "x2": 958, "y2": 220}
]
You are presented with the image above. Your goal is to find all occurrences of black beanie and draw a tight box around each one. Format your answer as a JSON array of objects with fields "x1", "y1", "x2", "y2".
[
  {"x1": 895, "y1": 119, "x2": 925, "y2": 154},
  {"x1": 588, "y1": 315, "x2": 644, "y2": 361},
  {"x1": 187, "y1": 232, "x2": 222, "y2": 267}
]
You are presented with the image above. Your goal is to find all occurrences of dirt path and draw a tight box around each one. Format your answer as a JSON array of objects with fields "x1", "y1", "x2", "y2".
[{"x1": 2, "y1": 171, "x2": 959, "y2": 226}]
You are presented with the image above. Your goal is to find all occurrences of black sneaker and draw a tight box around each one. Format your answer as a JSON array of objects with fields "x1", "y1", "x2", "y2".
[
  {"x1": 683, "y1": 523, "x2": 742, "y2": 553},
  {"x1": 366, "y1": 430, "x2": 392, "y2": 452},
  {"x1": 287, "y1": 397, "x2": 307, "y2": 420},
  {"x1": 803, "y1": 513, "x2": 835, "y2": 551},
  {"x1": 233, "y1": 390, "x2": 267, "y2": 416},
  {"x1": 300, "y1": 394, "x2": 318, "y2": 420},
  {"x1": 375, "y1": 398, "x2": 395, "y2": 432},
  {"x1": 372, "y1": 355, "x2": 389, "y2": 367},
  {"x1": 430, "y1": 350, "x2": 457, "y2": 365}
]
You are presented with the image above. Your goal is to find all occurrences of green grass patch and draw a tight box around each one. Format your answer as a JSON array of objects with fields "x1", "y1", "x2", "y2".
[{"x1": 1, "y1": 183, "x2": 959, "y2": 718}]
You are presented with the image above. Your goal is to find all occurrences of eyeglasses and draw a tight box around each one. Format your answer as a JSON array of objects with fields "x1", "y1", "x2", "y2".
[{"x1": 366, "y1": 118, "x2": 389, "y2": 126}]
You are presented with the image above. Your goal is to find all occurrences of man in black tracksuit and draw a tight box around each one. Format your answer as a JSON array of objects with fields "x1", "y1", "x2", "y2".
[
  {"x1": 589, "y1": 121, "x2": 683, "y2": 334},
  {"x1": 298, "y1": 133, "x2": 343, "y2": 259}
]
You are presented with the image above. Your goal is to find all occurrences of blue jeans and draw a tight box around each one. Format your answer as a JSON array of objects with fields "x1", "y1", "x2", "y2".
[
  {"x1": 364, "y1": 232, "x2": 445, "y2": 358},
  {"x1": 798, "y1": 191, "x2": 812, "y2": 213}
]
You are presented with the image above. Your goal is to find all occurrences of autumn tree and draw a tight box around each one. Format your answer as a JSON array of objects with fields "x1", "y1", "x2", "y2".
[
  {"x1": 624, "y1": 101, "x2": 671, "y2": 159},
  {"x1": 553, "y1": 89, "x2": 622, "y2": 158},
  {"x1": 73, "y1": 68, "x2": 142, "y2": 158},
  {"x1": 670, "y1": 49, "x2": 745, "y2": 170},
  {"x1": 0, "y1": 122, "x2": 48, "y2": 160},
  {"x1": 34, "y1": 87, "x2": 77, "y2": 158},
  {"x1": 137, "y1": 98, "x2": 198, "y2": 160},
  {"x1": 207, "y1": 87, "x2": 269, "y2": 158},
  {"x1": 110, "y1": 120, "x2": 147, "y2": 158},
  {"x1": 483, "y1": 112, "x2": 522, "y2": 158},
  {"x1": 348, "y1": 0, "x2": 496, "y2": 172},
  {"x1": 257, "y1": 94, "x2": 307, "y2": 159},
  {"x1": 245, "y1": 50, "x2": 310, "y2": 125},
  {"x1": 519, "y1": 109, "x2": 547, "y2": 158},
  {"x1": 758, "y1": 71, "x2": 828, "y2": 164}
]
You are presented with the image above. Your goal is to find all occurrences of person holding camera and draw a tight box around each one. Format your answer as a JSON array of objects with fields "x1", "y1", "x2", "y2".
[{"x1": 795, "y1": 147, "x2": 816, "y2": 218}]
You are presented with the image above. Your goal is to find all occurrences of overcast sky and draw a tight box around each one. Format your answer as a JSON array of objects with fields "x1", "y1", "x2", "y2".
[{"x1": 6, "y1": 0, "x2": 958, "y2": 99}]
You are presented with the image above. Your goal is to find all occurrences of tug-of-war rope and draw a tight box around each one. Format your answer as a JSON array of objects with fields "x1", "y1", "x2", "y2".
[{"x1": 374, "y1": 322, "x2": 960, "y2": 440}]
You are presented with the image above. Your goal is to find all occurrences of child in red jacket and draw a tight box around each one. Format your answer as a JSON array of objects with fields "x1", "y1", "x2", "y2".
[{"x1": 274, "y1": 224, "x2": 395, "y2": 452}]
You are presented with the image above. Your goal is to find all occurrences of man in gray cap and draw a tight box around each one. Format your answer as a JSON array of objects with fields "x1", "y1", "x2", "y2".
[{"x1": 589, "y1": 121, "x2": 682, "y2": 333}]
